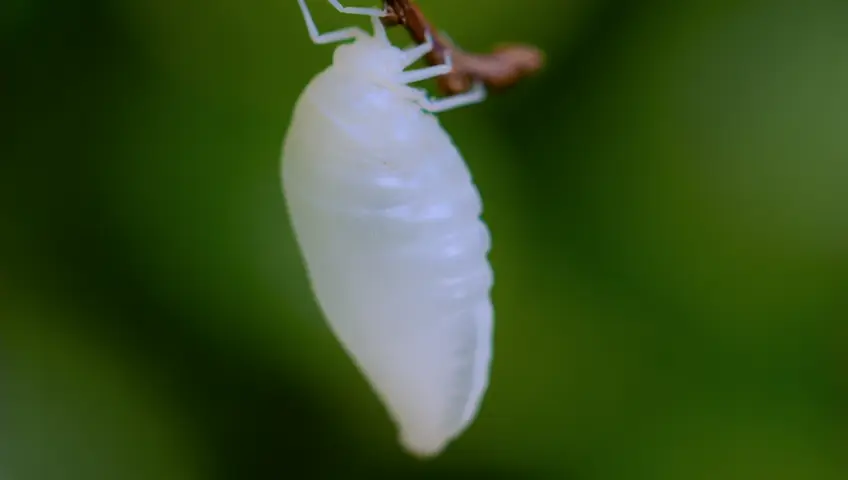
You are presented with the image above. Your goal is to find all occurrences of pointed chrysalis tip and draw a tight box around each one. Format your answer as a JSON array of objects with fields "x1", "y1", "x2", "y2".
[{"x1": 399, "y1": 432, "x2": 449, "y2": 460}]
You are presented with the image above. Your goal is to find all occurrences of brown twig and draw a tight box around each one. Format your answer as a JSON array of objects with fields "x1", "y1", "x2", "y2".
[{"x1": 382, "y1": 0, "x2": 545, "y2": 96}]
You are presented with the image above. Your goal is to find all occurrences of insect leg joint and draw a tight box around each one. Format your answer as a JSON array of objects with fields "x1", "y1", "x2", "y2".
[
  {"x1": 298, "y1": 0, "x2": 370, "y2": 44},
  {"x1": 327, "y1": 0, "x2": 387, "y2": 17},
  {"x1": 401, "y1": 30, "x2": 435, "y2": 68},
  {"x1": 398, "y1": 48, "x2": 453, "y2": 84},
  {"x1": 419, "y1": 80, "x2": 487, "y2": 113}
]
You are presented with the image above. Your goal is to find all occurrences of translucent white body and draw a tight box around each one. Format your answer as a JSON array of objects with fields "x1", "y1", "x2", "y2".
[{"x1": 282, "y1": 1, "x2": 493, "y2": 457}]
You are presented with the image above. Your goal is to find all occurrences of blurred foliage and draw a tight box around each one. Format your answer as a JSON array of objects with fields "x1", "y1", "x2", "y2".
[{"x1": 2, "y1": 0, "x2": 847, "y2": 479}]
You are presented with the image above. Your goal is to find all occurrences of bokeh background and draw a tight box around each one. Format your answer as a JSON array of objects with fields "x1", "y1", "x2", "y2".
[{"x1": 3, "y1": 0, "x2": 847, "y2": 478}]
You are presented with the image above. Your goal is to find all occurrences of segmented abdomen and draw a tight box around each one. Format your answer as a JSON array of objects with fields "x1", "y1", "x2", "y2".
[{"x1": 282, "y1": 79, "x2": 494, "y2": 456}]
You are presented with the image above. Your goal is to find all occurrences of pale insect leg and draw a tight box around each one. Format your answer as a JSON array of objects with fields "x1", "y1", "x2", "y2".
[
  {"x1": 297, "y1": 0, "x2": 382, "y2": 45},
  {"x1": 401, "y1": 30, "x2": 435, "y2": 68},
  {"x1": 327, "y1": 0, "x2": 386, "y2": 16},
  {"x1": 419, "y1": 80, "x2": 488, "y2": 113},
  {"x1": 398, "y1": 48, "x2": 453, "y2": 84},
  {"x1": 371, "y1": 14, "x2": 389, "y2": 44}
]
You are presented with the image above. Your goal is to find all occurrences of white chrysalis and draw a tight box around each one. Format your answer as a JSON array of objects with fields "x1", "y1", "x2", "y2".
[{"x1": 282, "y1": 0, "x2": 493, "y2": 457}]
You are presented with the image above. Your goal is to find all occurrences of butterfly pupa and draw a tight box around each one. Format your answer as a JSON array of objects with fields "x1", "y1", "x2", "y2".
[{"x1": 281, "y1": 0, "x2": 493, "y2": 457}]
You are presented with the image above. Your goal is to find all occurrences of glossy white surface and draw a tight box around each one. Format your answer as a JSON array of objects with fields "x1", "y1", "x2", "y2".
[{"x1": 282, "y1": 47, "x2": 494, "y2": 456}]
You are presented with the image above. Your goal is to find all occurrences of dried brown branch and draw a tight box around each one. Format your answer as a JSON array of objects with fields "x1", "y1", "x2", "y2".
[{"x1": 383, "y1": 0, "x2": 545, "y2": 96}]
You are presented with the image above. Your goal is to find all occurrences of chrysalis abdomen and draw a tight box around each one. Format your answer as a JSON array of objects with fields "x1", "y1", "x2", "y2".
[{"x1": 283, "y1": 68, "x2": 494, "y2": 456}]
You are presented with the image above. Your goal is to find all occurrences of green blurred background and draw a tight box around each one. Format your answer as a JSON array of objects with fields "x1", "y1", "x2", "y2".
[{"x1": 3, "y1": 0, "x2": 847, "y2": 478}]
